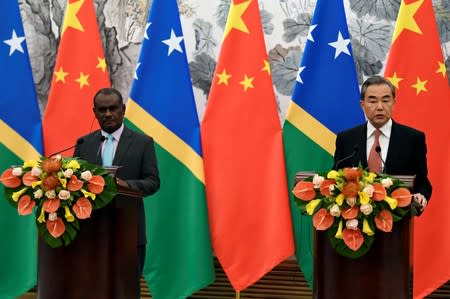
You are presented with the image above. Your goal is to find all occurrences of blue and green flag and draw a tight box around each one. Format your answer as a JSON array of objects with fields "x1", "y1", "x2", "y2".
[
  {"x1": 282, "y1": 0, "x2": 364, "y2": 287},
  {"x1": 0, "y1": 1, "x2": 43, "y2": 298},
  {"x1": 125, "y1": 0, "x2": 215, "y2": 298}
]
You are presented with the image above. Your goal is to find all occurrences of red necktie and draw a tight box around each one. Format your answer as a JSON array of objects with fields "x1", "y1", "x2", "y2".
[{"x1": 368, "y1": 129, "x2": 382, "y2": 173}]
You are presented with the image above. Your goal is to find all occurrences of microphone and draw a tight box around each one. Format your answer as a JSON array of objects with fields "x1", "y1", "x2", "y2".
[
  {"x1": 334, "y1": 145, "x2": 359, "y2": 170},
  {"x1": 375, "y1": 146, "x2": 386, "y2": 173},
  {"x1": 48, "y1": 139, "x2": 84, "y2": 157}
]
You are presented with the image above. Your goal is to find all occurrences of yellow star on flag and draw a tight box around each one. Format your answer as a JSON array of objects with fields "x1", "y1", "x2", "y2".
[
  {"x1": 436, "y1": 61, "x2": 446, "y2": 78},
  {"x1": 96, "y1": 57, "x2": 107, "y2": 72},
  {"x1": 412, "y1": 77, "x2": 427, "y2": 95},
  {"x1": 217, "y1": 69, "x2": 232, "y2": 86},
  {"x1": 75, "y1": 72, "x2": 90, "y2": 89},
  {"x1": 262, "y1": 60, "x2": 270, "y2": 75},
  {"x1": 239, "y1": 74, "x2": 254, "y2": 91},
  {"x1": 223, "y1": 0, "x2": 252, "y2": 39},
  {"x1": 387, "y1": 72, "x2": 403, "y2": 89},
  {"x1": 62, "y1": 0, "x2": 85, "y2": 36},
  {"x1": 54, "y1": 66, "x2": 69, "y2": 83},
  {"x1": 391, "y1": 0, "x2": 424, "y2": 43}
]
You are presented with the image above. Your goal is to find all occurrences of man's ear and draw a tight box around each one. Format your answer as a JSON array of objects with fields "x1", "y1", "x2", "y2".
[{"x1": 122, "y1": 104, "x2": 126, "y2": 114}]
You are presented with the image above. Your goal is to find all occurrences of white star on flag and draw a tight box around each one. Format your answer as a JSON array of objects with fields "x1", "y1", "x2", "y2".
[
  {"x1": 3, "y1": 29, "x2": 25, "y2": 56},
  {"x1": 144, "y1": 22, "x2": 151, "y2": 40},
  {"x1": 307, "y1": 24, "x2": 317, "y2": 42},
  {"x1": 328, "y1": 31, "x2": 351, "y2": 59},
  {"x1": 296, "y1": 66, "x2": 306, "y2": 84},
  {"x1": 162, "y1": 29, "x2": 184, "y2": 56},
  {"x1": 134, "y1": 62, "x2": 141, "y2": 80}
]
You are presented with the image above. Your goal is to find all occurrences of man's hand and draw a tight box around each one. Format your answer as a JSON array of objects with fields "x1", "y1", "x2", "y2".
[
  {"x1": 115, "y1": 177, "x2": 129, "y2": 189},
  {"x1": 413, "y1": 193, "x2": 428, "y2": 212}
]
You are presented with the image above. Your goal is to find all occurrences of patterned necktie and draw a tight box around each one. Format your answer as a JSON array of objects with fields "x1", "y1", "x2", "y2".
[
  {"x1": 368, "y1": 129, "x2": 382, "y2": 173},
  {"x1": 102, "y1": 134, "x2": 114, "y2": 166}
]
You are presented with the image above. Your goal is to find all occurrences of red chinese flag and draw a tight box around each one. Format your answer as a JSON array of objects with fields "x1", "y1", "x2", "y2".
[
  {"x1": 384, "y1": 0, "x2": 450, "y2": 297},
  {"x1": 43, "y1": 0, "x2": 110, "y2": 156},
  {"x1": 201, "y1": 0, "x2": 294, "y2": 291}
]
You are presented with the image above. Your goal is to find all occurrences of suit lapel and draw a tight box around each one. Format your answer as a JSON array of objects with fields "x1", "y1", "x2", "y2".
[
  {"x1": 88, "y1": 131, "x2": 103, "y2": 165},
  {"x1": 384, "y1": 121, "x2": 399, "y2": 173},
  {"x1": 113, "y1": 127, "x2": 133, "y2": 166},
  {"x1": 356, "y1": 124, "x2": 368, "y2": 168}
]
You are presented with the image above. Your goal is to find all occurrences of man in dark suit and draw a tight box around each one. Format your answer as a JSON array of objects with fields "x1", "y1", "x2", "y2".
[
  {"x1": 74, "y1": 87, "x2": 160, "y2": 297},
  {"x1": 333, "y1": 75, "x2": 431, "y2": 212}
]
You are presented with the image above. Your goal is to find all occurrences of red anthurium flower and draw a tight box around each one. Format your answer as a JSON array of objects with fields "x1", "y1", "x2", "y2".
[
  {"x1": 292, "y1": 181, "x2": 316, "y2": 201},
  {"x1": 341, "y1": 206, "x2": 359, "y2": 219},
  {"x1": 18, "y1": 195, "x2": 35, "y2": 215},
  {"x1": 375, "y1": 210, "x2": 393, "y2": 232},
  {"x1": 72, "y1": 197, "x2": 92, "y2": 219},
  {"x1": 0, "y1": 169, "x2": 21, "y2": 188},
  {"x1": 87, "y1": 175, "x2": 105, "y2": 194},
  {"x1": 67, "y1": 175, "x2": 83, "y2": 192},
  {"x1": 342, "y1": 228, "x2": 364, "y2": 251},
  {"x1": 319, "y1": 179, "x2": 335, "y2": 197},
  {"x1": 46, "y1": 217, "x2": 65, "y2": 239},
  {"x1": 43, "y1": 198, "x2": 61, "y2": 213},
  {"x1": 312, "y1": 208, "x2": 334, "y2": 230},
  {"x1": 391, "y1": 187, "x2": 412, "y2": 208},
  {"x1": 372, "y1": 183, "x2": 387, "y2": 201},
  {"x1": 22, "y1": 171, "x2": 40, "y2": 186}
]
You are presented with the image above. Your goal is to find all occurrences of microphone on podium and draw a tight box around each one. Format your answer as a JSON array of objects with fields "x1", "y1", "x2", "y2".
[
  {"x1": 334, "y1": 145, "x2": 359, "y2": 169},
  {"x1": 48, "y1": 138, "x2": 85, "y2": 158},
  {"x1": 375, "y1": 146, "x2": 386, "y2": 173}
]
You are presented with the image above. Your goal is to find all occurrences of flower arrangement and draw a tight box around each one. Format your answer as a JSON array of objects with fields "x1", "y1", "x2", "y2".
[
  {"x1": 0, "y1": 155, "x2": 116, "y2": 248},
  {"x1": 292, "y1": 167, "x2": 414, "y2": 258}
]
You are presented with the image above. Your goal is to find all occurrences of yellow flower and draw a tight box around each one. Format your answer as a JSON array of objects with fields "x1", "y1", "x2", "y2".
[
  {"x1": 81, "y1": 189, "x2": 96, "y2": 200},
  {"x1": 363, "y1": 218, "x2": 374, "y2": 236},
  {"x1": 384, "y1": 196, "x2": 398, "y2": 210},
  {"x1": 306, "y1": 199, "x2": 321, "y2": 215},
  {"x1": 66, "y1": 160, "x2": 80, "y2": 170},
  {"x1": 365, "y1": 172, "x2": 377, "y2": 183},
  {"x1": 58, "y1": 177, "x2": 67, "y2": 188},
  {"x1": 327, "y1": 170, "x2": 339, "y2": 180},
  {"x1": 37, "y1": 208, "x2": 46, "y2": 223},
  {"x1": 335, "y1": 193, "x2": 345, "y2": 206},
  {"x1": 23, "y1": 160, "x2": 38, "y2": 168},
  {"x1": 335, "y1": 220, "x2": 343, "y2": 239},
  {"x1": 12, "y1": 187, "x2": 28, "y2": 202},
  {"x1": 64, "y1": 206, "x2": 75, "y2": 222},
  {"x1": 359, "y1": 191, "x2": 370, "y2": 205},
  {"x1": 31, "y1": 180, "x2": 42, "y2": 188}
]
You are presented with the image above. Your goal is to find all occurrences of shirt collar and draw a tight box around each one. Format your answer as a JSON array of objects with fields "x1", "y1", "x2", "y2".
[
  {"x1": 367, "y1": 119, "x2": 392, "y2": 139},
  {"x1": 101, "y1": 123, "x2": 124, "y2": 141}
]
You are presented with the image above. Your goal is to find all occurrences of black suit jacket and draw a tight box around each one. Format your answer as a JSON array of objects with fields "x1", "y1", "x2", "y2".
[
  {"x1": 333, "y1": 120, "x2": 432, "y2": 199},
  {"x1": 73, "y1": 126, "x2": 160, "y2": 245}
]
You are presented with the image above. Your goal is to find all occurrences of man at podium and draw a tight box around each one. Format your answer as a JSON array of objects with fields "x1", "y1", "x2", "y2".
[
  {"x1": 74, "y1": 87, "x2": 160, "y2": 298},
  {"x1": 333, "y1": 75, "x2": 431, "y2": 212}
]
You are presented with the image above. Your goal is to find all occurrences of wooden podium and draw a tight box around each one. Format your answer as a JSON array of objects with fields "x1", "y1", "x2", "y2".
[
  {"x1": 37, "y1": 184, "x2": 143, "y2": 299},
  {"x1": 295, "y1": 173, "x2": 415, "y2": 299}
]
